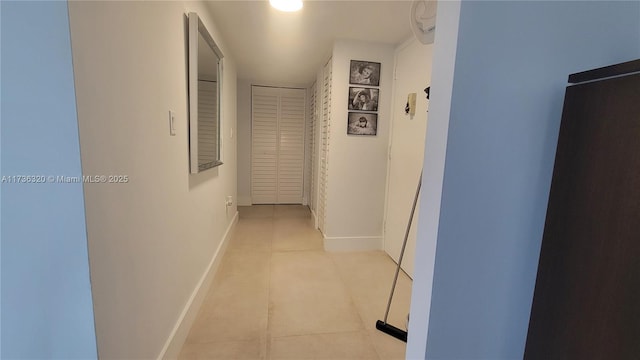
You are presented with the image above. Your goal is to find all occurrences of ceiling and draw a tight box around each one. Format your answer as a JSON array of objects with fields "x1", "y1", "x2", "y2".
[{"x1": 205, "y1": 1, "x2": 415, "y2": 86}]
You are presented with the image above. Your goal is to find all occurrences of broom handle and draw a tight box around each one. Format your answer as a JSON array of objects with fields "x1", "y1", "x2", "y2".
[{"x1": 383, "y1": 171, "x2": 423, "y2": 323}]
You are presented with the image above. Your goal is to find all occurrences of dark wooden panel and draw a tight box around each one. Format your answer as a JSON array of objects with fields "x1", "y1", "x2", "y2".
[
  {"x1": 568, "y1": 59, "x2": 640, "y2": 84},
  {"x1": 525, "y1": 73, "x2": 640, "y2": 359}
]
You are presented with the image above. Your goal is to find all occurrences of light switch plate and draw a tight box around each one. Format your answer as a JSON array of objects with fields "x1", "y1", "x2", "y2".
[
  {"x1": 169, "y1": 110, "x2": 176, "y2": 136},
  {"x1": 408, "y1": 93, "x2": 417, "y2": 116}
]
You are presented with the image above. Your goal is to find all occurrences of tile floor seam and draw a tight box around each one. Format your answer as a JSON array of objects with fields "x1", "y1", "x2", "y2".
[
  {"x1": 330, "y1": 252, "x2": 404, "y2": 360},
  {"x1": 364, "y1": 329, "x2": 384, "y2": 360},
  {"x1": 181, "y1": 205, "x2": 408, "y2": 360},
  {"x1": 266, "y1": 218, "x2": 274, "y2": 360},
  {"x1": 271, "y1": 248, "x2": 327, "y2": 254},
  {"x1": 269, "y1": 329, "x2": 369, "y2": 340},
  {"x1": 327, "y1": 252, "x2": 383, "y2": 359}
]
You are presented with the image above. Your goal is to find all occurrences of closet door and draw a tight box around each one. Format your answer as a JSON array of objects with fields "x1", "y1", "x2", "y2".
[
  {"x1": 251, "y1": 87, "x2": 278, "y2": 204},
  {"x1": 278, "y1": 88, "x2": 305, "y2": 203},
  {"x1": 251, "y1": 86, "x2": 306, "y2": 204}
]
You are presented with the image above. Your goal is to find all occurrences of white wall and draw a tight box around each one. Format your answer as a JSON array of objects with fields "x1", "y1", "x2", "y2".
[
  {"x1": 1, "y1": 2, "x2": 97, "y2": 358},
  {"x1": 68, "y1": 2, "x2": 237, "y2": 358},
  {"x1": 383, "y1": 37, "x2": 433, "y2": 277},
  {"x1": 406, "y1": 1, "x2": 461, "y2": 356},
  {"x1": 409, "y1": 1, "x2": 640, "y2": 359},
  {"x1": 323, "y1": 39, "x2": 395, "y2": 250},
  {"x1": 237, "y1": 78, "x2": 252, "y2": 206}
]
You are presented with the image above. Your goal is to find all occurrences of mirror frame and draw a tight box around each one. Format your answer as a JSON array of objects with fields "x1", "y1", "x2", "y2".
[{"x1": 188, "y1": 12, "x2": 224, "y2": 173}]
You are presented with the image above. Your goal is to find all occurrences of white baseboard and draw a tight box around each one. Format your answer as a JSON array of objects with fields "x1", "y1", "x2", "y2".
[
  {"x1": 237, "y1": 196, "x2": 252, "y2": 206},
  {"x1": 158, "y1": 211, "x2": 239, "y2": 360},
  {"x1": 323, "y1": 236, "x2": 383, "y2": 252}
]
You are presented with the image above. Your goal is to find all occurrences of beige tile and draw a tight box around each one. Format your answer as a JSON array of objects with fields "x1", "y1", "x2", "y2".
[
  {"x1": 270, "y1": 331, "x2": 379, "y2": 360},
  {"x1": 349, "y1": 296, "x2": 411, "y2": 334},
  {"x1": 228, "y1": 219, "x2": 274, "y2": 252},
  {"x1": 268, "y1": 297, "x2": 364, "y2": 338},
  {"x1": 239, "y1": 205, "x2": 274, "y2": 219},
  {"x1": 273, "y1": 205, "x2": 311, "y2": 218},
  {"x1": 235, "y1": 217, "x2": 274, "y2": 232},
  {"x1": 271, "y1": 232, "x2": 323, "y2": 252},
  {"x1": 329, "y1": 251, "x2": 397, "y2": 285},
  {"x1": 203, "y1": 273, "x2": 268, "y2": 311},
  {"x1": 272, "y1": 217, "x2": 315, "y2": 234},
  {"x1": 269, "y1": 252, "x2": 352, "y2": 300},
  {"x1": 180, "y1": 205, "x2": 411, "y2": 359},
  {"x1": 330, "y1": 251, "x2": 412, "y2": 330},
  {"x1": 269, "y1": 251, "x2": 363, "y2": 337},
  {"x1": 206, "y1": 251, "x2": 269, "y2": 296},
  {"x1": 179, "y1": 340, "x2": 265, "y2": 360},
  {"x1": 215, "y1": 250, "x2": 271, "y2": 286},
  {"x1": 368, "y1": 329, "x2": 406, "y2": 360},
  {"x1": 185, "y1": 297, "x2": 268, "y2": 343},
  {"x1": 186, "y1": 252, "x2": 270, "y2": 343},
  {"x1": 272, "y1": 218, "x2": 323, "y2": 252}
]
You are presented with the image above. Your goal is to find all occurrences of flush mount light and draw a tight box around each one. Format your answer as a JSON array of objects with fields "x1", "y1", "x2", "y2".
[{"x1": 269, "y1": 0, "x2": 303, "y2": 12}]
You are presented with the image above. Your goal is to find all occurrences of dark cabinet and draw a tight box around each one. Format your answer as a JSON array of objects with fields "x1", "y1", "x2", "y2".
[{"x1": 525, "y1": 60, "x2": 640, "y2": 359}]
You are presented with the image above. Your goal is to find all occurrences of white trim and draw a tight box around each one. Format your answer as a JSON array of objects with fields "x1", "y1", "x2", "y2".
[
  {"x1": 310, "y1": 208, "x2": 318, "y2": 230},
  {"x1": 323, "y1": 236, "x2": 383, "y2": 252},
  {"x1": 158, "y1": 211, "x2": 239, "y2": 360},
  {"x1": 381, "y1": 36, "x2": 406, "y2": 255},
  {"x1": 406, "y1": 1, "x2": 461, "y2": 358},
  {"x1": 237, "y1": 196, "x2": 252, "y2": 206}
]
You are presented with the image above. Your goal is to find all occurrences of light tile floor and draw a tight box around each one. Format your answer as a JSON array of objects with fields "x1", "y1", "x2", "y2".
[{"x1": 180, "y1": 205, "x2": 412, "y2": 360}]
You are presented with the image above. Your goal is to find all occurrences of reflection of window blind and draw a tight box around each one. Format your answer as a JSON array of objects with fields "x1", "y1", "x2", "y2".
[{"x1": 198, "y1": 80, "x2": 217, "y2": 166}]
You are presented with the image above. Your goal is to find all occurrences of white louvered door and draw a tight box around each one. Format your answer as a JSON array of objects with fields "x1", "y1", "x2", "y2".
[
  {"x1": 317, "y1": 59, "x2": 331, "y2": 233},
  {"x1": 278, "y1": 89, "x2": 305, "y2": 203},
  {"x1": 251, "y1": 86, "x2": 306, "y2": 204},
  {"x1": 309, "y1": 82, "x2": 317, "y2": 211},
  {"x1": 251, "y1": 87, "x2": 278, "y2": 204}
]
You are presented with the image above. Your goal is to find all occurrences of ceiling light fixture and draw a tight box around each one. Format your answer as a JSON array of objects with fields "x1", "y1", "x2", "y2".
[{"x1": 269, "y1": 0, "x2": 303, "y2": 12}]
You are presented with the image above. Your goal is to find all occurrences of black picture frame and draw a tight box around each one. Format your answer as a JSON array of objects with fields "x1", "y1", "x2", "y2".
[
  {"x1": 348, "y1": 87, "x2": 379, "y2": 111},
  {"x1": 347, "y1": 112, "x2": 378, "y2": 136},
  {"x1": 349, "y1": 60, "x2": 381, "y2": 86}
]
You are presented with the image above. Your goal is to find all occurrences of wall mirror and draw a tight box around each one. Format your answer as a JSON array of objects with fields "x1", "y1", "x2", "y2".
[{"x1": 189, "y1": 12, "x2": 223, "y2": 173}]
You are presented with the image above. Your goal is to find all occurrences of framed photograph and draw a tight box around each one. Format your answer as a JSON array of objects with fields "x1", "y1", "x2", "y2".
[
  {"x1": 348, "y1": 87, "x2": 379, "y2": 111},
  {"x1": 349, "y1": 60, "x2": 381, "y2": 86},
  {"x1": 347, "y1": 112, "x2": 378, "y2": 136}
]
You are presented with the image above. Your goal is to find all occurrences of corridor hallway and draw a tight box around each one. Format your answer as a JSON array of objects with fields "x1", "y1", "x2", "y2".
[{"x1": 179, "y1": 205, "x2": 412, "y2": 359}]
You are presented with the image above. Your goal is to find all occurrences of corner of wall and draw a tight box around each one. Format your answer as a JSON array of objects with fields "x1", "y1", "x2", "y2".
[
  {"x1": 323, "y1": 39, "x2": 396, "y2": 245},
  {"x1": 158, "y1": 212, "x2": 238, "y2": 360},
  {"x1": 406, "y1": 0, "x2": 461, "y2": 358}
]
